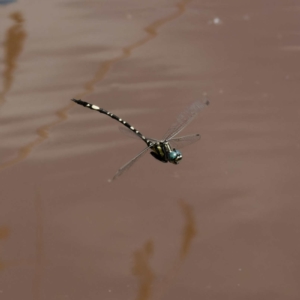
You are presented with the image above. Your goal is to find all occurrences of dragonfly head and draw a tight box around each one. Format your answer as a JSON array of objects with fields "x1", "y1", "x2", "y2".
[{"x1": 168, "y1": 149, "x2": 182, "y2": 164}]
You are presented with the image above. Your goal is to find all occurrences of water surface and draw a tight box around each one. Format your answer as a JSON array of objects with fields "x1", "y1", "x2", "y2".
[{"x1": 0, "y1": 0, "x2": 300, "y2": 299}]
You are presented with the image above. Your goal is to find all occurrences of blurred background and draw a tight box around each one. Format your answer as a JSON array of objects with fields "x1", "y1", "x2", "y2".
[{"x1": 0, "y1": 0, "x2": 300, "y2": 299}]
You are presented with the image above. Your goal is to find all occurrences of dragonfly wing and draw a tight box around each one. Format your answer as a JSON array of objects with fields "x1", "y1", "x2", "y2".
[
  {"x1": 162, "y1": 98, "x2": 209, "y2": 141},
  {"x1": 119, "y1": 125, "x2": 141, "y2": 140},
  {"x1": 119, "y1": 126, "x2": 158, "y2": 144},
  {"x1": 168, "y1": 134, "x2": 201, "y2": 150},
  {"x1": 110, "y1": 145, "x2": 151, "y2": 181}
]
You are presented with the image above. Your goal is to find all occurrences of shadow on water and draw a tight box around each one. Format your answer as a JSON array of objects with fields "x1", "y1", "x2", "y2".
[
  {"x1": 0, "y1": 0, "x2": 191, "y2": 171},
  {"x1": 0, "y1": 11, "x2": 27, "y2": 104},
  {"x1": 132, "y1": 199, "x2": 197, "y2": 300}
]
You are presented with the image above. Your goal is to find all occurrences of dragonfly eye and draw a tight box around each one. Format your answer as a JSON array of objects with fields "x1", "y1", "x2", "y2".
[{"x1": 168, "y1": 149, "x2": 182, "y2": 164}]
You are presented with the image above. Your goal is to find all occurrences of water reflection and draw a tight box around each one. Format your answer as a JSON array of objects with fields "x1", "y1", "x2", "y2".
[
  {"x1": 0, "y1": 226, "x2": 10, "y2": 270},
  {"x1": 179, "y1": 200, "x2": 197, "y2": 260},
  {"x1": 0, "y1": 11, "x2": 27, "y2": 103},
  {"x1": 133, "y1": 200, "x2": 197, "y2": 300},
  {"x1": 132, "y1": 240, "x2": 155, "y2": 300}
]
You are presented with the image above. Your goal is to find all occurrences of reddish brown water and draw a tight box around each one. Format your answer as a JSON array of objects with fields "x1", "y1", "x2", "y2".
[{"x1": 1, "y1": 1, "x2": 300, "y2": 299}]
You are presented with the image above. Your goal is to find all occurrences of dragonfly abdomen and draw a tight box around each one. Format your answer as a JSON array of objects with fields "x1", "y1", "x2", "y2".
[{"x1": 71, "y1": 99, "x2": 150, "y2": 145}]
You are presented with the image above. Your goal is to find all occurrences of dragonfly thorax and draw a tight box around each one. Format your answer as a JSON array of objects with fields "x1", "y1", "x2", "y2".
[{"x1": 150, "y1": 141, "x2": 182, "y2": 164}]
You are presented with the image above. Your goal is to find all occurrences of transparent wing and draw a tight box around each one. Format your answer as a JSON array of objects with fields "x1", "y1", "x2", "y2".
[
  {"x1": 119, "y1": 126, "x2": 158, "y2": 144},
  {"x1": 119, "y1": 125, "x2": 141, "y2": 140},
  {"x1": 110, "y1": 145, "x2": 151, "y2": 181},
  {"x1": 168, "y1": 134, "x2": 201, "y2": 150},
  {"x1": 162, "y1": 98, "x2": 209, "y2": 141}
]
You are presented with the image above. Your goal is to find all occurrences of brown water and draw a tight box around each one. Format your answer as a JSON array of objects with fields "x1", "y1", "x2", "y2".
[{"x1": 1, "y1": 0, "x2": 300, "y2": 299}]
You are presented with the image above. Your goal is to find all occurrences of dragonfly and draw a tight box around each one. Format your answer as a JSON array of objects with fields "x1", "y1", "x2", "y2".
[{"x1": 72, "y1": 98, "x2": 209, "y2": 181}]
